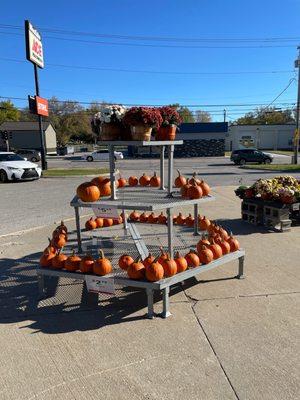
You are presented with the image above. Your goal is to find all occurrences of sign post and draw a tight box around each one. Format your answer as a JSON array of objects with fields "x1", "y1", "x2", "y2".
[{"x1": 25, "y1": 20, "x2": 47, "y2": 170}]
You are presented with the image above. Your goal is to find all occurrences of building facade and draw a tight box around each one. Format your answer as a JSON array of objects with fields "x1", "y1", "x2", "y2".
[{"x1": 0, "y1": 121, "x2": 57, "y2": 154}]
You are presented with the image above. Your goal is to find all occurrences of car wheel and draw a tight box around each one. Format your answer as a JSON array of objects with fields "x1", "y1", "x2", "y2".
[
  {"x1": 87, "y1": 156, "x2": 93, "y2": 162},
  {"x1": 233, "y1": 161, "x2": 239, "y2": 165},
  {"x1": 0, "y1": 170, "x2": 8, "y2": 183},
  {"x1": 31, "y1": 157, "x2": 38, "y2": 162},
  {"x1": 264, "y1": 158, "x2": 271, "y2": 164},
  {"x1": 239, "y1": 158, "x2": 246, "y2": 165}
]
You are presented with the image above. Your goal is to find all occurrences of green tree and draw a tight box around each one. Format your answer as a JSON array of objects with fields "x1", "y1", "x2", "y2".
[
  {"x1": 235, "y1": 107, "x2": 295, "y2": 125},
  {"x1": 169, "y1": 103, "x2": 194, "y2": 123},
  {"x1": 0, "y1": 100, "x2": 20, "y2": 124},
  {"x1": 194, "y1": 110, "x2": 212, "y2": 122}
]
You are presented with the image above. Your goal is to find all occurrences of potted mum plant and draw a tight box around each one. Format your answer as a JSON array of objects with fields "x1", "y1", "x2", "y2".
[
  {"x1": 156, "y1": 106, "x2": 182, "y2": 140},
  {"x1": 123, "y1": 107, "x2": 163, "y2": 141},
  {"x1": 92, "y1": 104, "x2": 126, "y2": 141}
]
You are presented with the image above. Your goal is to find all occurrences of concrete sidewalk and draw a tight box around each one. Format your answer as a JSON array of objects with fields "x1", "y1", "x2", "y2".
[{"x1": 0, "y1": 186, "x2": 299, "y2": 400}]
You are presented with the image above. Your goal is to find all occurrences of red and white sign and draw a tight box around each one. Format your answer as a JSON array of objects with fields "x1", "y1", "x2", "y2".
[
  {"x1": 35, "y1": 96, "x2": 49, "y2": 116},
  {"x1": 25, "y1": 20, "x2": 44, "y2": 68}
]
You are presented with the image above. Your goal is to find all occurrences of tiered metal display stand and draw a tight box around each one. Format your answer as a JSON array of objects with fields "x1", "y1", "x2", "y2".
[{"x1": 37, "y1": 140, "x2": 245, "y2": 318}]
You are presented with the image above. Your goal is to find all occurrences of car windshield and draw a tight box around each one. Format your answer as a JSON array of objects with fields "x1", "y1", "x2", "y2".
[{"x1": 0, "y1": 153, "x2": 25, "y2": 162}]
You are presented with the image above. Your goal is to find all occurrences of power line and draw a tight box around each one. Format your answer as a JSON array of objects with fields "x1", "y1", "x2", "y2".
[{"x1": 266, "y1": 77, "x2": 296, "y2": 107}]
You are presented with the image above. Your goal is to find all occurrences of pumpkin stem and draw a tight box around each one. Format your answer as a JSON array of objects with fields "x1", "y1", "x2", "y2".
[
  {"x1": 175, "y1": 251, "x2": 180, "y2": 259},
  {"x1": 177, "y1": 169, "x2": 181, "y2": 177},
  {"x1": 98, "y1": 249, "x2": 104, "y2": 259}
]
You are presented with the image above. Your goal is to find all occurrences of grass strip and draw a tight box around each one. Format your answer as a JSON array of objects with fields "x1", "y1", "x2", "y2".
[{"x1": 43, "y1": 168, "x2": 109, "y2": 177}]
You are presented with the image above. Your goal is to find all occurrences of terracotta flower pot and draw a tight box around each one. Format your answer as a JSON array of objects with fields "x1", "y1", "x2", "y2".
[
  {"x1": 100, "y1": 123, "x2": 121, "y2": 141},
  {"x1": 156, "y1": 124, "x2": 177, "y2": 141},
  {"x1": 130, "y1": 125, "x2": 152, "y2": 141}
]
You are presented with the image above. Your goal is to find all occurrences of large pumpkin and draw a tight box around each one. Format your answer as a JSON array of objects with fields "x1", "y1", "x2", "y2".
[
  {"x1": 176, "y1": 212, "x2": 186, "y2": 225},
  {"x1": 145, "y1": 260, "x2": 164, "y2": 282},
  {"x1": 93, "y1": 250, "x2": 112, "y2": 276},
  {"x1": 77, "y1": 182, "x2": 100, "y2": 202}
]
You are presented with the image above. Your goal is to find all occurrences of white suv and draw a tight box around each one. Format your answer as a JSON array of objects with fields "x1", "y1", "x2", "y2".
[
  {"x1": 0, "y1": 152, "x2": 42, "y2": 182},
  {"x1": 86, "y1": 150, "x2": 124, "y2": 162}
]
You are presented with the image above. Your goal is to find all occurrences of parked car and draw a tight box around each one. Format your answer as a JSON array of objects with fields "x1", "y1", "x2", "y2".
[
  {"x1": 16, "y1": 149, "x2": 41, "y2": 162},
  {"x1": 86, "y1": 150, "x2": 124, "y2": 162},
  {"x1": 230, "y1": 149, "x2": 273, "y2": 165},
  {"x1": 0, "y1": 152, "x2": 42, "y2": 182}
]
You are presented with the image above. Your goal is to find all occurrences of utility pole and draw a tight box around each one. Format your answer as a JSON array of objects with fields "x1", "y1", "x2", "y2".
[
  {"x1": 34, "y1": 64, "x2": 47, "y2": 170},
  {"x1": 293, "y1": 46, "x2": 300, "y2": 165},
  {"x1": 223, "y1": 109, "x2": 227, "y2": 123}
]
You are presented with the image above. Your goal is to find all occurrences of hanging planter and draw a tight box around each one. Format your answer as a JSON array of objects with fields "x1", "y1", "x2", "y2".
[
  {"x1": 156, "y1": 106, "x2": 182, "y2": 141},
  {"x1": 123, "y1": 107, "x2": 162, "y2": 141}
]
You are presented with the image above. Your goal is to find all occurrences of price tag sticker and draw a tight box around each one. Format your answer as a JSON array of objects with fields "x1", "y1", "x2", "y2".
[
  {"x1": 92, "y1": 205, "x2": 119, "y2": 219},
  {"x1": 85, "y1": 275, "x2": 115, "y2": 295}
]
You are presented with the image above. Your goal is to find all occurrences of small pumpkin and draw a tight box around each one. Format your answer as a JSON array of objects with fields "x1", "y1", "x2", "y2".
[
  {"x1": 103, "y1": 218, "x2": 114, "y2": 227},
  {"x1": 44, "y1": 238, "x2": 57, "y2": 255},
  {"x1": 196, "y1": 236, "x2": 210, "y2": 253},
  {"x1": 127, "y1": 258, "x2": 145, "y2": 280},
  {"x1": 185, "y1": 250, "x2": 200, "y2": 268},
  {"x1": 93, "y1": 250, "x2": 112, "y2": 276},
  {"x1": 128, "y1": 176, "x2": 138, "y2": 186},
  {"x1": 129, "y1": 210, "x2": 140, "y2": 221},
  {"x1": 145, "y1": 258, "x2": 164, "y2": 282},
  {"x1": 208, "y1": 239, "x2": 223, "y2": 259},
  {"x1": 139, "y1": 173, "x2": 151, "y2": 186},
  {"x1": 218, "y1": 226, "x2": 229, "y2": 240},
  {"x1": 65, "y1": 250, "x2": 81, "y2": 272},
  {"x1": 187, "y1": 182, "x2": 203, "y2": 200},
  {"x1": 79, "y1": 254, "x2": 94, "y2": 273},
  {"x1": 91, "y1": 176, "x2": 110, "y2": 187},
  {"x1": 100, "y1": 182, "x2": 112, "y2": 197},
  {"x1": 161, "y1": 254, "x2": 177, "y2": 277},
  {"x1": 217, "y1": 239, "x2": 231, "y2": 255},
  {"x1": 139, "y1": 212, "x2": 148, "y2": 223},
  {"x1": 143, "y1": 253, "x2": 155, "y2": 268},
  {"x1": 176, "y1": 212, "x2": 186, "y2": 225},
  {"x1": 180, "y1": 180, "x2": 191, "y2": 198},
  {"x1": 118, "y1": 176, "x2": 127, "y2": 188},
  {"x1": 198, "y1": 245, "x2": 214, "y2": 264},
  {"x1": 148, "y1": 212, "x2": 158, "y2": 224},
  {"x1": 227, "y1": 234, "x2": 240, "y2": 252},
  {"x1": 113, "y1": 215, "x2": 123, "y2": 225},
  {"x1": 199, "y1": 180, "x2": 210, "y2": 196},
  {"x1": 95, "y1": 217, "x2": 104, "y2": 228},
  {"x1": 185, "y1": 213, "x2": 195, "y2": 228},
  {"x1": 174, "y1": 169, "x2": 187, "y2": 188},
  {"x1": 51, "y1": 251, "x2": 68, "y2": 270},
  {"x1": 158, "y1": 247, "x2": 168, "y2": 265},
  {"x1": 85, "y1": 217, "x2": 97, "y2": 231},
  {"x1": 57, "y1": 220, "x2": 68, "y2": 234},
  {"x1": 199, "y1": 216, "x2": 211, "y2": 231},
  {"x1": 174, "y1": 251, "x2": 188, "y2": 273},
  {"x1": 77, "y1": 182, "x2": 100, "y2": 202},
  {"x1": 53, "y1": 233, "x2": 67, "y2": 249},
  {"x1": 158, "y1": 212, "x2": 167, "y2": 224},
  {"x1": 40, "y1": 247, "x2": 56, "y2": 267},
  {"x1": 150, "y1": 172, "x2": 161, "y2": 187},
  {"x1": 191, "y1": 172, "x2": 201, "y2": 186},
  {"x1": 118, "y1": 254, "x2": 134, "y2": 270}
]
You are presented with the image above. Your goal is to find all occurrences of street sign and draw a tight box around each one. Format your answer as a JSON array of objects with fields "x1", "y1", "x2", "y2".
[
  {"x1": 25, "y1": 20, "x2": 44, "y2": 68},
  {"x1": 92, "y1": 205, "x2": 119, "y2": 219},
  {"x1": 85, "y1": 275, "x2": 115, "y2": 295},
  {"x1": 35, "y1": 96, "x2": 49, "y2": 116}
]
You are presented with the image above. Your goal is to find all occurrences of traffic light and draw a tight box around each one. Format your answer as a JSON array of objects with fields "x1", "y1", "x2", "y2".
[{"x1": 1, "y1": 131, "x2": 9, "y2": 141}]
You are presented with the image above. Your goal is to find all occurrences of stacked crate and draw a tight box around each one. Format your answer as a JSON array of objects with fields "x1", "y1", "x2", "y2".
[{"x1": 241, "y1": 199, "x2": 264, "y2": 225}]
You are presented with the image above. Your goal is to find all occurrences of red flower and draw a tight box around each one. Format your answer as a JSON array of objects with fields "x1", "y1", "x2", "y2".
[
  {"x1": 159, "y1": 106, "x2": 182, "y2": 127},
  {"x1": 123, "y1": 107, "x2": 163, "y2": 129}
]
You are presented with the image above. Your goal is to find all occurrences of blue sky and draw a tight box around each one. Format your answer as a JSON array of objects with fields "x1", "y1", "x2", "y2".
[{"x1": 0, "y1": 0, "x2": 299, "y2": 121}]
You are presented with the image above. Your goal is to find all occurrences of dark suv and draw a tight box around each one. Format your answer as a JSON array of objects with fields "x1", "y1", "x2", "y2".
[
  {"x1": 16, "y1": 149, "x2": 41, "y2": 162},
  {"x1": 230, "y1": 149, "x2": 273, "y2": 165}
]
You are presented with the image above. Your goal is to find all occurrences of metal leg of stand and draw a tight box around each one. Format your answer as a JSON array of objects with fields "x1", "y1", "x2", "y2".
[
  {"x1": 237, "y1": 256, "x2": 245, "y2": 279},
  {"x1": 75, "y1": 206, "x2": 82, "y2": 253},
  {"x1": 109, "y1": 144, "x2": 117, "y2": 200},
  {"x1": 160, "y1": 146, "x2": 165, "y2": 190},
  {"x1": 146, "y1": 288, "x2": 154, "y2": 319},
  {"x1": 122, "y1": 208, "x2": 128, "y2": 233},
  {"x1": 167, "y1": 145, "x2": 174, "y2": 197},
  {"x1": 167, "y1": 208, "x2": 173, "y2": 257},
  {"x1": 161, "y1": 286, "x2": 171, "y2": 318},
  {"x1": 37, "y1": 274, "x2": 46, "y2": 299},
  {"x1": 193, "y1": 203, "x2": 199, "y2": 236}
]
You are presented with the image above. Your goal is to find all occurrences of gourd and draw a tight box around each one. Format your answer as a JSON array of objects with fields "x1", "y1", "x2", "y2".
[
  {"x1": 127, "y1": 258, "x2": 145, "y2": 280},
  {"x1": 185, "y1": 250, "x2": 200, "y2": 268},
  {"x1": 174, "y1": 170, "x2": 187, "y2": 188},
  {"x1": 150, "y1": 172, "x2": 161, "y2": 187},
  {"x1": 139, "y1": 173, "x2": 151, "y2": 186},
  {"x1": 93, "y1": 250, "x2": 112, "y2": 276},
  {"x1": 174, "y1": 251, "x2": 188, "y2": 273},
  {"x1": 118, "y1": 254, "x2": 134, "y2": 270},
  {"x1": 76, "y1": 182, "x2": 100, "y2": 202},
  {"x1": 65, "y1": 250, "x2": 81, "y2": 271},
  {"x1": 85, "y1": 217, "x2": 97, "y2": 230}
]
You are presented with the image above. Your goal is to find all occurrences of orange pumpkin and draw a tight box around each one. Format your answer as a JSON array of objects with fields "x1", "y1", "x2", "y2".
[
  {"x1": 174, "y1": 251, "x2": 188, "y2": 273},
  {"x1": 174, "y1": 169, "x2": 187, "y2": 188},
  {"x1": 77, "y1": 182, "x2": 100, "y2": 202},
  {"x1": 127, "y1": 258, "x2": 145, "y2": 280},
  {"x1": 139, "y1": 173, "x2": 151, "y2": 186},
  {"x1": 145, "y1": 259, "x2": 164, "y2": 282},
  {"x1": 187, "y1": 182, "x2": 203, "y2": 199},
  {"x1": 43, "y1": 238, "x2": 57, "y2": 255},
  {"x1": 158, "y1": 212, "x2": 167, "y2": 224},
  {"x1": 185, "y1": 250, "x2": 200, "y2": 268},
  {"x1": 128, "y1": 176, "x2": 138, "y2": 186},
  {"x1": 40, "y1": 247, "x2": 56, "y2": 267},
  {"x1": 91, "y1": 176, "x2": 110, "y2": 187},
  {"x1": 130, "y1": 210, "x2": 140, "y2": 221},
  {"x1": 53, "y1": 233, "x2": 67, "y2": 249},
  {"x1": 227, "y1": 235, "x2": 240, "y2": 252},
  {"x1": 85, "y1": 217, "x2": 97, "y2": 231},
  {"x1": 103, "y1": 218, "x2": 114, "y2": 227},
  {"x1": 118, "y1": 254, "x2": 134, "y2": 270},
  {"x1": 150, "y1": 172, "x2": 161, "y2": 187},
  {"x1": 176, "y1": 212, "x2": 186, "y2": 225},
  {"x1": 148, "y1": 212, "x2": 158, "y2": 224},
  {"x1": 101, "y1": 182, "x2": 112, "y2": 197},
  {"x1": 199, "y1": 180, "x2": 210, "y2": 196},
  {"x1": 180, "y1": 180, "x2": 191, "y2": 198},
  {"x1": 93, "y1": 250, "x2": 112, "y2": 276},
  {"x1": 113, "y1": 215, "x2": 123, "y2": 225},
  {"x1": 199, "y1": 216, "x2": 211, "y2": 231},
  {"x1": 51, "y1": 252, "x2": 68, "y2": 270},
  {"x1": 158, "y1": 247, "x2": 168, "y2": 265},
  {"x1": 79, "y1": 255, "x2": 94, "y2": 273},
  {"x1": 217, "y1": 239, "x2": 231, "y2": 255},
  {"x1": 118, "y1": 176, "x2": 127, "y2": 187},
  {"x1": 95, "y1": 217, "x2": 104, "y2": 228},
  {"x1": 65, "y1": 250, "x2": 81, "y2": 272},
  {"x1": 139, "y1": 212, "x2": 148, "y2": 223},
  {"x1": 191, "y1": 172, "x2": 201, "y2": 185},
  {"x1": 143, "y1": 253, "x2": 155, "y2": 268},
  {"x1": 185, "y1": 213, "x2": 195, "y2": 228},
  {"x1": 198, "y1": 245, "x2": 214, "y2": 264},
  {"x1": 161, "y1": 254, "x2": 177, "y2": 277},
  {"x1": 208, "y1": 240, "x2": 223, "y2": 259},
  {"x1": 57, "y1": 220, "x2": 68, "y2": 234}
]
